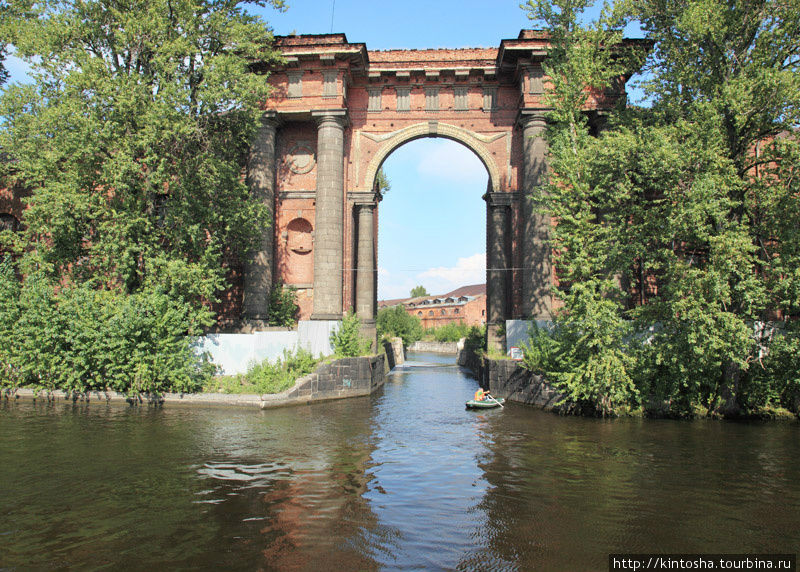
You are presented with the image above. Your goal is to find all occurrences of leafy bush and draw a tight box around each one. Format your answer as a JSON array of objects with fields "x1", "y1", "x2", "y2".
[
  {"x1": 204, "y1": 348, "x2": 318, "y2": 395},
  {"x1": 425, "y1": 321, "x2": 470, "y2": 343},
  {"x1": 463, "y1": 324, "x2": 487, "y2": 354},
  {"x1": 521, "y1": 282, "x2": 638, "y2": 416},
  {"x1": 330, "y1": 312, "x2": 373, "y2": 357},
  {"x1": 268, "y1": 282, "x2": 299, "y2": 327},
  {"x1": 520, "y1": 322, "x2": 558, "y2": 375},
  {"x1": 376, "y1": 305, "x2": 423, "y2": 347},
  {"x1": 739, "y1": 324, "x2": 800, "y2": 415},
  {"x1": 0, "y1": 264, "x2": 214, "y2": 394}
]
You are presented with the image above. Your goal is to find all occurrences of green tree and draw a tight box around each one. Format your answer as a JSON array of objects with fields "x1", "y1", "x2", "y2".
[
  {"x1": 521, "y1": 0, "x2": 643, "y2": 415},
  {"x1": 410, "y1": 285, "x2": 428, "y2": 298},
  {"x1": 376, "y1": 304, "x2": 423, "y2": 347},
  {"x1": 0, "y1": 0, "x2": 285, "y2": 392},
  {"x1": 522, "y1": 0, "x2": 800, "y2": 416},
  {"x1": 621, "y1": 0, "x2": 800, "y2": 415}
]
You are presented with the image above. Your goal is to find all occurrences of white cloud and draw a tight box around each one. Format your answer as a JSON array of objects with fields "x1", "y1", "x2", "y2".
[
  {"x1": 418, "y1": 252, "x2": 486, "y2": 295},
  {"x1": 377, "y1": 253, "x2": 486, "y2": 300}
]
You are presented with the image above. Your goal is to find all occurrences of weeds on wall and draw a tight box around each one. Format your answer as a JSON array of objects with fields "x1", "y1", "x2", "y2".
[
  {"x1": 203, "y1": 348, "x2": 318, "y2": 395},
  {"x1": 330, "y1": 312, "x2": 373, "y2": 357},
  {"x1": 267, "y1": 282, "x2": 299, "y2": 327}
]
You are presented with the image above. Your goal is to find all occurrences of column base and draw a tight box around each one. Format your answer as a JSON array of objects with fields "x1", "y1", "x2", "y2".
[
  {"x1": 487, "y1": 323, "x2": 506, "y2": 355},
  {"x1": 359, "y1": 319, "x2": 377, "y2": 353},
  {"x1": 310, "y1": 313, "x2": 343, "y2": 321}
]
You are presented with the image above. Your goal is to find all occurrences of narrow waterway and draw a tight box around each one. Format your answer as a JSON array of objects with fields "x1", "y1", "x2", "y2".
[{"x1": 1, "y1": 352, "x2": 799, "y2": 570}]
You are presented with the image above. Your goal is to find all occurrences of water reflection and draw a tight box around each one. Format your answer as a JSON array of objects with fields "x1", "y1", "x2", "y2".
[{"x1": 1, "y1": 353, "x2": 799, "y2": 570}]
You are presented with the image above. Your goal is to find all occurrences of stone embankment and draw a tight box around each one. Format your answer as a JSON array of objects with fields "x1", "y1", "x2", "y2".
[
  {"x1": 458, "y1": 349, "x2": 565, "y2": 411},
  {"x1": 3, "y1": 355, "x2": 386, "y2": 410},
  {"x1": 408, "y1": 339, "x2": 464, "y2": 354}
]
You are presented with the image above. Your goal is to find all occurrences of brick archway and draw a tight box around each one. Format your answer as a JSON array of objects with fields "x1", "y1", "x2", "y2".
[
  {"x1": 360, "y1": 121, "x2": 502, "y2": 193},
  {"x1": 238, "y1": 31, "x2": 632, "y2": 350}
]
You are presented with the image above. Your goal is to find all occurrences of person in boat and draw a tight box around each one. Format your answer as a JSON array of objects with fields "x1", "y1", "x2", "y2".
[{"x1": 474, "y1": 388, "x2": 493, "y2": 402}]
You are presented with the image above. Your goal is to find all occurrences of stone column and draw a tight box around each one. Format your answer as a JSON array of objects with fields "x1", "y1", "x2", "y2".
[
  {"x1": 520, "y1": 110, "x2": 551, "y2": 320},
  {"x1": 485, "y1": 192, "x2": 512, "y2": 352},
  {"x1": 311, "y1": 110, "x2": 348, "y2": 320},
  {"x1": 243, "y1": 112, "x2": 278, "y2": 323},
  {"x1": 353, "y1": 192, "x2": 379, "y2": 347}
]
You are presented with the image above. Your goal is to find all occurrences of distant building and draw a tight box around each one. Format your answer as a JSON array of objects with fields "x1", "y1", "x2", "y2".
[{"x1": 379, "y1": 284, "x2": 486, "y2": 329}]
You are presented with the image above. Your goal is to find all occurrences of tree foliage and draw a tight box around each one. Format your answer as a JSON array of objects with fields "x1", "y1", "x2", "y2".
[
  {"x1": 0, "y1": 0, "x2": 284, "y2": 392},
  {"x1": 410, "y1": 285, "x2": 428, "y2": 298},
  {"x1": 375, "y1": 167, "x2": 391, "y2": 197},
  {"x1": 376, "y1": 304, "x2": 422, "y2": 347},
  {"x1": 522, "y1": 0, "x2": 800, "y2": 417},
  {"x1": 425, "y1": 321, "x2": 470, "y2": 343}
]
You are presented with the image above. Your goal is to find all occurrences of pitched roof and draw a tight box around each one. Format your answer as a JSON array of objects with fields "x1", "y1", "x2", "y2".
[
  {"x1": 444, "y1": 284, "x2": 486, "y2": 298},
  {"x1": 377, "y1": 284, "x2": 486, "y2": 307}
]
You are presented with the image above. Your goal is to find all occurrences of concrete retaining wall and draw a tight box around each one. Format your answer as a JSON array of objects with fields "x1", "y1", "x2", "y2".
[
  {"x1": 408, "y1": 340, "x2": 461, "y2": 354},
  {"x1": 458, "y1": 349, "x2": 565, "y2": 411},
  {"x1": 198, "y1": 319, "x2": 340, "y2": 375},
  {"x1": 2, "y1": 355, "x2": 386, "y2": 410},
  {"x1": 505, "y1": 319, "x2": 552, "y2": 354}
]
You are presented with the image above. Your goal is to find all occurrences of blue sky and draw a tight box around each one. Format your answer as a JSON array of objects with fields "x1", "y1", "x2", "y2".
[{"x1": 3, "y1": 0, "x2": 643, "y2": 301}]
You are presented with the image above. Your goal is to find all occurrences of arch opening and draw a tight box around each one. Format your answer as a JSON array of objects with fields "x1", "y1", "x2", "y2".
[{"x1": 371, "y1": 137, "x2": 491, "y2": 333}]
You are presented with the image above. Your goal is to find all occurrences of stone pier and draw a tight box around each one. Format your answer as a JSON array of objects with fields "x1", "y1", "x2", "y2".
[
  {"x1": 486, "y1": 192, "x2": 512, "y2": 351},
  {"x1": 243, "y1": 113, "x2": 278, "y2": 322},
  {"x1": 311, "y1": 110, "x2": 347, "y2": 320},
  {"x1": 519, "y1": 110, "x2": 552, "y2": 320}
]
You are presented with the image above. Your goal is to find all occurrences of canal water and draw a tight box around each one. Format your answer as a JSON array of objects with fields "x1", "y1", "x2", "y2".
[{"x1": 1, "y1": 352, "x2": 799, "y2": 570}]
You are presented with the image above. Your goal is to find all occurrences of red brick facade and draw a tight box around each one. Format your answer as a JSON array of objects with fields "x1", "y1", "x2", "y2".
[
  {"x1": 252, "y1": 30, "x2": 635, "y2": 339},
  {"x1": 380, "y1": 284, "x2": 487, "y2": 330}
]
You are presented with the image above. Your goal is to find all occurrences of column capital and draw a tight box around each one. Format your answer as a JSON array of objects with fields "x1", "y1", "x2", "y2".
[
  {"x1": 516, "y1": 108, "x2": 549, "y2": 129},
  {"x1": 349, "y1": 190, "x2": 381, "y2": 207},
  {"x1": 483, "y1": 191, "x2": 514, "y2": 208},
  {"x1": 312, "y1": 109, "x2": 349, "y2": 128},
  {"x1": 260, "y1": 110, "x2": 280, "y2": 128}
]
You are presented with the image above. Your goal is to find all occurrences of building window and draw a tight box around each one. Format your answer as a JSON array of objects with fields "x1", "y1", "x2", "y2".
[
  {"x1": 368, "y1": 87, "x2": 382, "y2": 112},
  {"x1": 425, "y1": 87, "x2": 439, "y2": 112},
  {"x1": 481, "y1": 309, "x2": 486, "y2": 317},
  {"x1": 429, "y1": 310, "x2": 434, "y2": 316},
  {"x1": 417, "y1": 311, "x2": 423, "y2": 317},
  {"x1": 322, "y1": 70, "x2": 338, "y2": 98},
  {"x1": 454, "y1": 86, "x2": 468, "y2": 111},
  {"x1": 441, "y1": 309, "x2": 446, "y2": 315},
  {"x1": 287, "y1": 71, "x2": 303, "y2": 98},
  {"x1": 454, "y1": 308, "x2": 460, "y2": 315},
  {"x1": 0, "y1": 213, "x2": 18, "y2": 232},
  {"x1": 396, "y1": 87, "x2": 411, "y2": 112},
  {"x1": 483, "y1": 87, "x2": 497, "y2": 111},
  {"x1": 528, "y1": 66, "x2": 544, "y2": 95}
]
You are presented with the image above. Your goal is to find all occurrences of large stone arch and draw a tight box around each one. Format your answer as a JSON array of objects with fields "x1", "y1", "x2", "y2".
[
  {"x1": 239, "y1": 31, "x2": 638, "y2": 350},
  {"x1": 359, "y1": 121, "x2": 504, "y2": 192}
]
